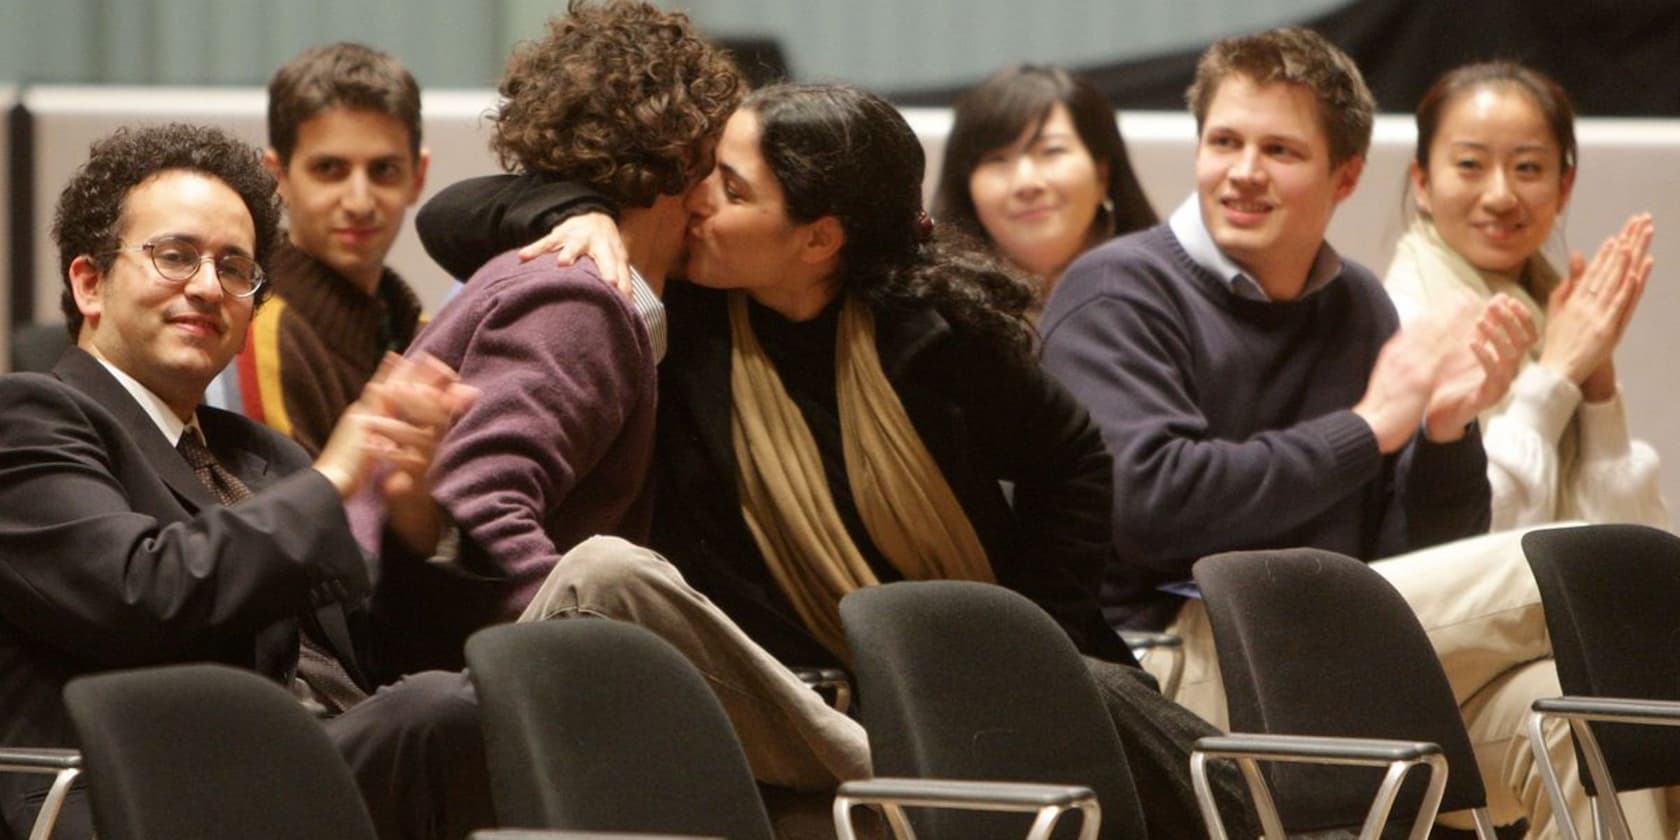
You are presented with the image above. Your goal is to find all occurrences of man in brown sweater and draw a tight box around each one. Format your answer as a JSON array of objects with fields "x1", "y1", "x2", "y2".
[{"x1": 209, "y1": 42, "x2": 428, "y2": 454}]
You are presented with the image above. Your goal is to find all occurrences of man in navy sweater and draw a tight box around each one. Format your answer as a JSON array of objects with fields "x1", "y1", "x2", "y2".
[{"x1": 1039, "y1": 27, "x2": 1596, "y2": 836}]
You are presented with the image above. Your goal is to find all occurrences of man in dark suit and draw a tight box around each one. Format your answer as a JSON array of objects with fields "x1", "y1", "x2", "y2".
[{"x1": 0, "y1": 123, "x2": 481, "y2": 840}]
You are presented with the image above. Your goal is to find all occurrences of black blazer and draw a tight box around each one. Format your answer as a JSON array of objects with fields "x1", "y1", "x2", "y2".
[
  {"x1": 0, "y1": 349, "x2": 370, "y2": 809},
  {"x1": 650, "y1": 285, "x2": 1131, "y2": 669}
]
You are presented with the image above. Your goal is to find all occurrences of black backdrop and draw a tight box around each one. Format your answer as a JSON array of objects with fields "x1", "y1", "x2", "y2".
[{"x1": 892, "y1": 0, "x2": 1680, "y2": 117}]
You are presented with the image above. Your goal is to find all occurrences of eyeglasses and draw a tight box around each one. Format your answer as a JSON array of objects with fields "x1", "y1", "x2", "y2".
[{"x1": 111, "y1": 236, "x2": 265, "y2": 298}]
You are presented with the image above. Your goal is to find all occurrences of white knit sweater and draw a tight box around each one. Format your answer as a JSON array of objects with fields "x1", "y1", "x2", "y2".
[{"x1": 1384, "y1": 218, "x2": 1670, "y2": 531}]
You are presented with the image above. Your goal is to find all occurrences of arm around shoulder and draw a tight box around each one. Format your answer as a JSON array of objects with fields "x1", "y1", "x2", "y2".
[{"x1": 417, "y1": 174, "x2": 615, "y2": 279}]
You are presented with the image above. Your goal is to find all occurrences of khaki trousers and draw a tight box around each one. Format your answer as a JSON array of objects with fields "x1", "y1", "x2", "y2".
[
  {"x1": 516, "y1": 535, "x2": 871, "y2": 791},
  {"x1": 1141, "y1": 526, "x2": 1675, "y2": 839}
]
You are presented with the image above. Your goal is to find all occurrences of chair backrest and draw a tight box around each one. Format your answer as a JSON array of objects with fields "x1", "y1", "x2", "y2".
[
  {"x1": 8, "y1": 323, "x2": 70, "y2": 374},
  {"x1": 63, "y1": 663, "x2": 378, "y2": 840},
  {"x1": 838, "y1": 580, "x2": 1145, "y2": 840},
  {"x1": 1522, "y1": 523, "x2": 1680, "y2": 793},
  {"x1": 463, "y1": 620, "x2": 773, "y2": 840},
  {"x1": 1193, "y1": 548, "x2": 1487, "y2": 833}
]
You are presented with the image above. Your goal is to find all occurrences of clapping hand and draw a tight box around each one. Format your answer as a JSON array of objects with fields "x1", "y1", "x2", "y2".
[
  {"x1": 1542, "y1": 213, "x2": 1653, "y2": 402},
  {"x1": 314, "y1": 353, "x2": 476, "y2": 507},
  {"x1": 1423, "y1": 294, "x2": 1537, "y2": 442}
]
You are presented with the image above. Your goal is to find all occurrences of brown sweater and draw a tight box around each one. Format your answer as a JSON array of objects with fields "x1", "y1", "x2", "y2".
[{"x1": 233, "y1": 242, "x2": 424, "y2": 455}]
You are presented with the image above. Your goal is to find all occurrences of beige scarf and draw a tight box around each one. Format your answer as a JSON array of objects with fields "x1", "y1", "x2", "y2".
[
  {"x1": 728, "y1": 292, "x2": 994, "y2": 658},
  {"x1": 1386, "y1": 216, "x2": 1562, "y2": 420},
  {"x1": 1385, "y1": 215, "x2": 1612, "y2": 525}
]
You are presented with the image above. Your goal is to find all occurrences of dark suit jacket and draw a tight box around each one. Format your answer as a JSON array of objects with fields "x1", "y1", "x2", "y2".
[
  {"x1": 0, "y1": 348, "x2": 370, "y2": 826},
  {"x1": 650, "y1": 284, "x2": 1132, "y2": 669}
]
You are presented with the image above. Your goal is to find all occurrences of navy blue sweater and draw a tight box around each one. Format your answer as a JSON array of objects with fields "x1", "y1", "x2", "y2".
[{"x1": 1040, "y1": 224, "x2": 1491, "y2": 630}]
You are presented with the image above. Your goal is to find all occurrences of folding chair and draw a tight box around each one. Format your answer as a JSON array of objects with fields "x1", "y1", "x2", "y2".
[
  {"x1": 63, "y1": 664, "x2": 378, "y2": 840},
  {"x1": 1522, "y1": 523, "x2": 1680, "y2": 840},
  {"x1": 0, "y1": 748, "x2": 80, "y2": 840},
  {"x1": 1191, "y1": 548, "x2": 1497, "y2": 839},
  {"x1": 839, "y1": 580, "x2": 1147, "y2": 839},
  {"x1": 465, "y1": 620, "x2": 776, "y2": 840}
]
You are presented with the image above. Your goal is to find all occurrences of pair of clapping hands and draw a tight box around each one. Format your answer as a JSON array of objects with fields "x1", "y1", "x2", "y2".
[
  {"x1": 314, "y1": 354, "x2": 478, "y2": 503},
  {"x1": 1542, "y1": 213, "x2": 1654, "y2": 402},
  {"x1": 1356, "y1": 213, "x2": 1655, "y2": 453}
]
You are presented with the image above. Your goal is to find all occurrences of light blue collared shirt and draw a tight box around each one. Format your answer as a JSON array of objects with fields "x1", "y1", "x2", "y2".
[
  {"x1": 625, "y1": 267, "x2": 667, "y2": 364},
  {"x1": 1166, "y1": 194, "x2": 1345, "y2": 302}
]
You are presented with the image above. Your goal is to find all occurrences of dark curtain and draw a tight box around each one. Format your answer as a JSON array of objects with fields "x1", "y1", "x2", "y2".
[{"x1": 891, "y1": 0, "x2": 1680, "y2": 117}]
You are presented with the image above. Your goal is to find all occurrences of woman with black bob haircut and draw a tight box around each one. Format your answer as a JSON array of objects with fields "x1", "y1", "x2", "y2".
[
  {"x1": 934, "y1": 65, "x2": 1157, "y2": 302},
  {"x1": 414, "y1": 82, "x2": 1257, "y2": 837}
]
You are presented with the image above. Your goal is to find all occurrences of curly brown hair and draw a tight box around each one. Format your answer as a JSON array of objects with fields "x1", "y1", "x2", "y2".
[
  {"x1": 53, "y1": 123, "x2": 282, "y2": 336},
  {"x1": 491, "y1": 0, "x2": 744, "y2": 208}
]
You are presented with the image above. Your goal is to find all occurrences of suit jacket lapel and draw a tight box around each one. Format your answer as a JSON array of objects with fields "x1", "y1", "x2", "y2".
[
  {"x1": 53, "y1": 348, "x2": 219, "y2": 511},
  {"x1": 197, "y1": 407, "x2": 281, "y2": 492}
]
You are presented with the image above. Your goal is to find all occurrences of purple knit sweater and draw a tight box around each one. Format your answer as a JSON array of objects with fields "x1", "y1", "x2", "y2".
[
  {"x1": 349, "y1": 250, "x2": 657, "y2": 678},
  {"x1": 1040, "y1": 225, "x2": 1490, "y2": 630}
]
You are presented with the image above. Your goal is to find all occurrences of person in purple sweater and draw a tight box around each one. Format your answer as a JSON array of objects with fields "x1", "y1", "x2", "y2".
[
  {"x1": 345, "y1": 0, "x2": 745, "y2": 683},
  {"x1": 1038, "y1": 27, "x2": 1597, "y2": 837}
]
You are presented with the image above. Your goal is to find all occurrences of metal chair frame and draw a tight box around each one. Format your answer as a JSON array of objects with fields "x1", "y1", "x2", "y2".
[
  {"x1": 793, "y1": 666, "x2": 852, "y2": 715},
  {"x1": 0, "y1": 748, "x2": 81, "y2": 840},
  {"x1": 1526, "y1": 696, "x2": 1680, "y2": 840},
  {"x1": 834, "y1": 777, "x2": 1101, "y2": 840},
  {"x1": 1191, "y1": 549, "x2": 1499, "y2": 840},
  {"x1": 1189, "y1": 734, "x2": 1484, "y2": 840}
]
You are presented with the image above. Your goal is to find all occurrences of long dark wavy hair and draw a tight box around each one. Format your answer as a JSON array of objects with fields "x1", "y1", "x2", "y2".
[{"x1": 745, "y1": 83, "x2": 1039, "y2": 360}]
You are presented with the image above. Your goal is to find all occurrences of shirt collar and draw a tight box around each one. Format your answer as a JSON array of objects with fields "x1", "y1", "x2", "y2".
[
  {"x1": 626, "y1": 266, "x2": 667, "y2": 363},
  {"x1": 1167, "y1": 193, "x2": 1345, "y2": 301},
  {"x1": 91, "y1": 354, "x2": 190, "y2": 445}
]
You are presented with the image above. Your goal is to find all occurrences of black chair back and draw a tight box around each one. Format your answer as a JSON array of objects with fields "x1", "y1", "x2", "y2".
[
  {"x1": 63, "y1": 663, "x2": 377, "y2": 840},
  {"x1": 464, "y1": 620, "x2": 773, "y2": 840},
  {"x1": 1194, "y1": 548, "x2": 1488, "y2": 833},
  {"x1": 839, "y1": 580, "x2": 1145, "y2": 839},
  {"x1": 1522, "y1": 523, "x2": 1680, "y2": 794},
  {"x1": 8, "y1": 323, "x2": 70, "y2": 374}
]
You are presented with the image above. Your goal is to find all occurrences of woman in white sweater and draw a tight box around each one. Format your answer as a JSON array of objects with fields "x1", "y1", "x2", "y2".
[{"x1": 1385, "y1": 61, "x2": 1667, "y2": 531}]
